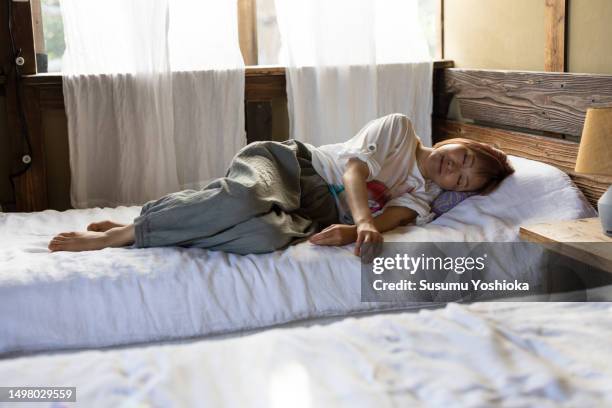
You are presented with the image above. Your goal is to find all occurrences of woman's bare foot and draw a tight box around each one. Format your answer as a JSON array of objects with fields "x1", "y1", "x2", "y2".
[
  {"x1": 87, "y1": 220, "x2": 126, "y2": 232},
  {"x1": 48, "y1": 224, "x2": 135, "y2": 252}
]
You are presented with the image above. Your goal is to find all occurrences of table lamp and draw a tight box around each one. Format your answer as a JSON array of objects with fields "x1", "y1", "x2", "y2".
[{"x1": 575, "y1": 107, "x2": 612, "y2": 236}]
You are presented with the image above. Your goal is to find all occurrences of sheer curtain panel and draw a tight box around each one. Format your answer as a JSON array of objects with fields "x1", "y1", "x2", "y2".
[
  {"x1": 61, "y1": 0, "x2": 245, "y2": 208},
  {"x1": 274, "y1": 0, "x2": 433, "y2": 147}
]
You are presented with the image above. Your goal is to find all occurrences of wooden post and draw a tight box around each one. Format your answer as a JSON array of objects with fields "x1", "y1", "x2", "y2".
[
  {"x1": 544, "y1": 0, "x2": 567, "y2": 72},
  {"x1": 9, "y1": 0, "x2": 37, "y2": 74},
  {"x1": 4, "y1": 0, "x2": 48, "y2": 210},
  {"x1": 437, "y1": 0, "x2": 444, "y2": 60},
  {"x1": 13, "y1": 86, "x2": 48, "y2": 211},
  {"x1": 30, "y1": 0, "x2": 45, "y2": 55},
  {"x1": 238, "y1": 0, "x2": 258, "y2": 66}
]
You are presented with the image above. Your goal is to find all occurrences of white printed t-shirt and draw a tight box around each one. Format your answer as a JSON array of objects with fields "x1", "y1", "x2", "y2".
[{"x1": 306, "y1": 113, "x2": 441, "y2": 226}]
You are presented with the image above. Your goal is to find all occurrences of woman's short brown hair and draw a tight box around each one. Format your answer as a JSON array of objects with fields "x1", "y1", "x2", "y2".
[{"x1": 434, "y1": 138, "x2": 515, "y2": 195}]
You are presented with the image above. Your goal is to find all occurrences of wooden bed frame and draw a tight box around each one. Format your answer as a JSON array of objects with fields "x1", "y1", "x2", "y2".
[{"x1": 432, "y1": 69, "x2": 612, "y2": 207}]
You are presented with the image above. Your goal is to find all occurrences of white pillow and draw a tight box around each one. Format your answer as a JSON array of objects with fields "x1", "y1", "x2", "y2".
[{"x1": 429, "y1": 155, "x2": 597, "y2": 241}]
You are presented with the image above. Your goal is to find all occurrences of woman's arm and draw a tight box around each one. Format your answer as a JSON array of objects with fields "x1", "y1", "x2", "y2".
[
  {"x1": 309, "y1": 159, "x2": 419, "y2": 255},
  {"x1": 373, "y1": 206, "x2": 417, "y2": 232},
  {"x1": 309, "y1": 206, "x2": 417, "y2": 248},
  {"x1": 341, "y1": 159, "x2": 382, "y2": 256},
  {"x1": 342, "y1": 159, "x2": 418, "y2": 232}
]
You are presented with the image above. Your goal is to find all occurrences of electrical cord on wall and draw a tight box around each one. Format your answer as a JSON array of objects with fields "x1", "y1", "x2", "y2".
[{"x1": 6, "y1": 0, "x2": 34, "y2": 208}]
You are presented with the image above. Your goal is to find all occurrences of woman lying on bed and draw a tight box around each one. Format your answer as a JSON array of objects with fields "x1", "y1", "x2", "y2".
[{"x1": 48, "y1": 114, "x2": 514, "y2": 256}]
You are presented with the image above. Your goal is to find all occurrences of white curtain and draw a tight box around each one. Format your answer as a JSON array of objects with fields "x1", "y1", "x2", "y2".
[
  {"x1": 61, "y1": 0, "x2": 245, "y2": 208},
  {"x1": 274, "y1": 0, "x2": 433, "y2": 147}
]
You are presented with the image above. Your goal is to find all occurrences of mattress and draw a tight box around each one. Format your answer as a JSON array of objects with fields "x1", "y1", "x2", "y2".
[
  {"x1": 1, "y1": 300, "x2": 611, "y2": 407},
  {"x1": 0, "y1": 206, "x2": 451, "y2": 356},
  {"x1": 0, "y1": 210, "x2": 590, "y2": 355},
  {"x1": 0, "y1": 156, "x2": 597, "y2": 354}
]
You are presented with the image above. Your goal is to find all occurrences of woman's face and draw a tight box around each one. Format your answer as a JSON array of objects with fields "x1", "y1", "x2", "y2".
[{"x1": 425, "y1": 144, "x2": 488, "y2": 192}]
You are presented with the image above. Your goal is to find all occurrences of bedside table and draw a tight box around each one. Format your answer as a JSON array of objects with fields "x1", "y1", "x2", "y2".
[{"x1": 519, "y1": 218, "x2": 612, "y2": 274}]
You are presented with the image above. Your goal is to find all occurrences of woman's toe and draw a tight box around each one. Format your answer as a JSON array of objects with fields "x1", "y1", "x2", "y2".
[{"x1": 87, "y1": 222, "x2": 107, "y2": 231}]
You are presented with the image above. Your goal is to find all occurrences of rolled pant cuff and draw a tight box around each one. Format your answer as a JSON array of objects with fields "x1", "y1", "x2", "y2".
[{"x1": 132, "y1": 214, "x2": 150, "y2": 248}]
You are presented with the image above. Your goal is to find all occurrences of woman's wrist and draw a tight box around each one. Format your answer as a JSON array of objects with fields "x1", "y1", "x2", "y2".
[
  {"x1": 355, "y1": 216, "x2": 375, "y2": 226},
  {"x1": 356, "y1": 219, "x2": 378, "y2": 232}
]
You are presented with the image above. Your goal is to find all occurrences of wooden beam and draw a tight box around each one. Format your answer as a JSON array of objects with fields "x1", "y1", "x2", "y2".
[
  {"x1": 1, "y1": 2, "x2": 14, "y2": 210},
  {"x1": 16, "y1": 87, "x2": 48, "y2": 211},
  {"x1": 238, "y1": 0, "x2": 258, "y2": 66},
  {"x1": 434, "y1": 119, "x2": 579, "y2": 171},
  {"x1": 30, "y1": 0, "x2": 45, "y2": 55},
  {"x1": 23, "y1": 61, "x2": 455, "y2": 105},
  {"x1": 9, "y1": 0, "x2": 37, "y2": 74},
  {"x1": 437, "y1": 0, "x2": 444, "y2": 60},
  {"x1": 436, "y1": 69, "x2": 612, "y2": 137},
  {"x1": 244, "y1": 68, "x2": 286, "y2": 101},
  {"x1": 5, "y1": 83, "x2": 49, "y2": 211},
  {"x1": 1, "y1": 1, "x2": 9, "y2": 75},
  {"x1": 433, "y1": 119, "x2": 611, "y2": 207},
  {"x1": 544, "y1": 0, "x2": 567, "y2": 72}
]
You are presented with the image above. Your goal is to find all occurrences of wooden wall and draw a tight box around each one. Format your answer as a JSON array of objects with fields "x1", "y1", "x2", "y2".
[
  {"x1": 0, "y1": 1, "x2": 13, "y2": 208},
  {"x1": 0, "y1": 94, "x2": 10, "y2": 207}
]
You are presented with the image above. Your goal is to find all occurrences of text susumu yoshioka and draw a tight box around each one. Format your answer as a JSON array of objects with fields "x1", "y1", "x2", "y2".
[
  {"x1": 359, "y1": 242, "x2": 562, "y2": 303},
  {"x1": 372, "y1": 279, "x2": 529, "y2": 292}
]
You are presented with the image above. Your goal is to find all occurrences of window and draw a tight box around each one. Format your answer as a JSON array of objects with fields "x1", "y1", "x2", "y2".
[
  {"x1": 418, "y1": 0, "x2": 439, "y2": 59},
  {"x1": 255, "y1": 0, "x2": 439, "y2": 65},
  {"x1": 35, "y1": 0, "x2": 440, "y2": 72},
  {"x1": 256, "y1": 0, "x2": 281, "y2": 65},
  {"x1": 40, "y1": 0, "x2": 65, "y2": 72}
]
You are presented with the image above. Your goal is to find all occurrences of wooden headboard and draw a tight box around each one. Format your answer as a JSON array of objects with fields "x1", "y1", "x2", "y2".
[{"x1": 432, "y1": 69, "x2": 612, "y2": 207}]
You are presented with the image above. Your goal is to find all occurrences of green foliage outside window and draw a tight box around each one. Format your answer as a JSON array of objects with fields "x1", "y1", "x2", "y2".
[{"x1": 41, "y1": 0, "x2": 65, "y2": 72}]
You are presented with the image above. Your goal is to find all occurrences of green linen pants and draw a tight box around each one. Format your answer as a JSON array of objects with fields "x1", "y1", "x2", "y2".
[{"x1": 133, "y1": 140, "x2": 338, "y2": 254}]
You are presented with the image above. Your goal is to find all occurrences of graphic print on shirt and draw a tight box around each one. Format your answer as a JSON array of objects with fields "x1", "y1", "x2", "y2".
[{"x1": 329, "y1": 180, "x2": 409, "y2": 224}]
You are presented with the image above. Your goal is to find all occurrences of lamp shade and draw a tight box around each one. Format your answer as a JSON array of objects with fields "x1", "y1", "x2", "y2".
[{"x1": 575, "y1": 107, "x2": 612, "y2": 176}]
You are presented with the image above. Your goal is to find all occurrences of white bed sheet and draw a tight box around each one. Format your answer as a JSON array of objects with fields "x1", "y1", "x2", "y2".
[
  {"x1": 1, "y1": 301, "x2": 611, "y2": 407},
  {"x1": 0, "y1": 156, "x2": 596, "y2": 354},
  {"x1": 0, "y1": 209, "x2": 589, "y2": 355}
]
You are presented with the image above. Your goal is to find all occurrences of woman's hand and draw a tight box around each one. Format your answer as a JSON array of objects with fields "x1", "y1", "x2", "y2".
[
  {"x1": 308, "y1": 221, "x2": 383, "y2": 261},
  {"x1": 309, "y1": 224, "x2": 357, "y2": 247},
  {"x1": 355, "y1": 221, "x2": 383, "y2": 259}
]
